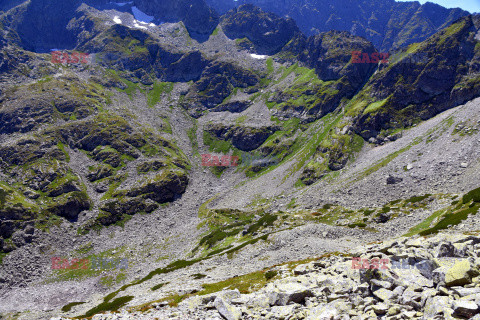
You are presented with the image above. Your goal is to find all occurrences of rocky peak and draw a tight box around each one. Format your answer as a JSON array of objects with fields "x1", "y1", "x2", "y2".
[
  {"x1": 133, "y1": 0, "x2": 219, "y2": 37},
  {"x1": 206, "y1": 0, "x2": 470, "y2": 51},
  {"x1": 221, "y1": 4, "x2": 300, "y2": 55}
]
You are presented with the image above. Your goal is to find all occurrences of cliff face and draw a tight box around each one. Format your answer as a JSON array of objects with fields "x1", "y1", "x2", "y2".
[
  {"x1": 6, "y1": 0, "x2": 83, "y2": 52},
  {"x1": 205, "y1": 0, "x2": 469, "y2": 51},
  {"x1": 133, "y1": 0, "x2": 219, "y2": 36},
  {"x1": 221, "y1": 4, "x2": 300, "y2": 55},
  {"x1": 351, "y1": 15, "x2": 480, "y2": 139}
]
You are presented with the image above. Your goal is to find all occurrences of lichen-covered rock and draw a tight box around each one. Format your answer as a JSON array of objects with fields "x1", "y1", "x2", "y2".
[
  {"x1": 433, "y1": 259, "x2": 479, "y2": 287},
  {"x1": 268, "y1": 283, "x2": 314, "y2": 306}
]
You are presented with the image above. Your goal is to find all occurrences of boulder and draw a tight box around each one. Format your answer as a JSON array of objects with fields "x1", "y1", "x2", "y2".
[
  {"x1": 452, "y1": 300, "x2": 479, "y2": 318},
  {"x1": 372, "y1": 288, "x2": 396, "y2": 302},
  {"x1": 372, "y1": 303, "x2": 388, "y2": 315},
  {"x1": 214, "y1": 296, "x2": 241, "y2": 320},
  {"x1": 415, "y1": 260, "x2": 437, "y2": 279},
  {"x1": 268, "y1": 283, "x2": 314, "y2": 306},
  {"x1": 436, "y1": 242, "x2": 456, "y2": 257},
  {"x1": 386, "y1": 175, "x2": 403, "y2": 185},
  {"x1": 432, "y1": 259, "x2": 478, "y2": 287},
  {"x1": 423, "y1": 296, "x2": 453, "y2": 318},
  {"x1": 451, "y1": 287, "x2": 480, "y2": 297}
]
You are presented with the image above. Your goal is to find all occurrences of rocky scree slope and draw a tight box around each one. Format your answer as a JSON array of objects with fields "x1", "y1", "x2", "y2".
[
  {"x1": 0, "y1": 2, "x2": 479, "y2": 319},
  {"x1": 50, "y1": 232, "x2": 480, "y2": 320}
]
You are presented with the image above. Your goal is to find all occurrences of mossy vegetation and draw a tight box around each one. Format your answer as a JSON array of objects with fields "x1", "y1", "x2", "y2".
[
  {"x1": 79, "y1": 296, "x2": 134, "y2": 318},
  {"x1": 419, "y1": 203, "x2": 480, "y2": 236},
  {"x1": 147, "y1": 82, "x2": 174, "y2": 108},
  {"x1": 265, "y1": 270, "x2": 278, "y2": 280},
  {"x1": 405, "y1": 194, "x2": 432, "y2": 204},
  {"x1": 462, "y1": 187, "x2": 480, "y2": 204},
  {"x1": 0, "y1": 252, "x2": 7, "y2": 265},
  {"x1": 61, "y1": 302, "x2": 85, "y2": 312},
  {"x1": 363, "y1": 97, "x2": 390, "y2": 115},
  {"x1": 151, "y1": 282, "x2": 168, "y2": 291},
  {"x1": 404, "y1": 187, "x2": 480, "y2": 236}
]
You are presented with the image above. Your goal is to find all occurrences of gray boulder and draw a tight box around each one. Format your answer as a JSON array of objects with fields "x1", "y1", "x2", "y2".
[
  {"x1": 214, "y1": 296, "x2": 242, "y2": 320},
  {"x1": 452, "y1": 300, "x2": 479, "y2": 318}
]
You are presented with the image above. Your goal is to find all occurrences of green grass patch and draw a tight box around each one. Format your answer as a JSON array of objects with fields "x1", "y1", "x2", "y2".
[
  {"x1": 463, "y1": 187, "x2": 480, "y2": 204},
  {"x1": 405, "y1": 194, "x2": 431, "y2": 204},
  {"x1": 362, "y1": 209, "x2": 375, "y2": 216},
  {"x1": 363, "y1": 97, "x2": 389, "y2": 115},
  {"x1": 62, "y1": 302, "x2": 85, "y2": 312},
  {"x1": 147, "y1": 82, "x2": 174, "y2": 108},
  {"x1": 151, "y1": 282, "x2": 168, "y2": 291},
  {"x1": 419, "y1": 204, "x2": 480, "y2": 236},
  {"x1": 0, "y1": 252, "x2": 7, "y2": 265},
  {"x1": 246, "y1": 214, "x2": 277, "y2": 234},
  {"x1": 199, "y1": 269, "x2": 267, "y2": 295},
  {"x1": 211, "y1": 26, "x2": 220, "y2": 36},
  {"x1": 79, "y1": 296, "x2": 134, "y2": 318},
  {"x1": 265, "y1": 270, "x2": 278, "y2": 280},
  {"x1": 266, "y1": 58, "x2": 274, "y2": 74},
  {"x1": 203, "y1": 131, "x2": 235, "y2": 154},
  {"x1": 348, "y1": 223, "x2": 367, "y2": 228}
]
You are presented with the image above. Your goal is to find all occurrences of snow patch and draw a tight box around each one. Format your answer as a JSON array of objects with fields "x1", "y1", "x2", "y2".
[
  {"x1": 113, "y1": 16, "x2": 122, "y2": 24},
  {"x1": 133, "y1": 22, "x2": 148, "y2": 30},
  {"x1": 251, "y1": 54, "x2": 267, "y2": 59},
  {"x1": 132, "y1": 6, "x2": 154, "y2": 23},
  {"x1": 111, "y1": 1, "x2": 133, "y2": 6}
]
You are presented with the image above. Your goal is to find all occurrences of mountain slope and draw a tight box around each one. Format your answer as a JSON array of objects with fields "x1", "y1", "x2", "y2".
[
  {"x1": 206, "y1": 0, "x2": 470, "y2": 51},
  {"x1": 0, "y1": 2, "x2": 480, "y2": 320}
]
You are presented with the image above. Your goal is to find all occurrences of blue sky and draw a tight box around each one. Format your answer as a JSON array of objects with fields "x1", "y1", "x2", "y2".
[{"x1": 399, "y1": 0, "x2": 480, "y2": 13}]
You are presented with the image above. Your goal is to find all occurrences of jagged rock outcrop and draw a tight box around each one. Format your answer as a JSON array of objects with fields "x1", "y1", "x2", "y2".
[
  {"x1": 183, "y1": 61, "x2": 259, "y2": 114},
  {"x1": 206, "y1": 124, "x2": 280, "y2": 151},
  {"x1": 133, "y1": 0, "x2": 219, "y2": 37},
  {"x1": 82, "y1": 24, "x2": 209, "y2": 83},
  {"x1": 221, "y1": 4, "x2": 300, "y2": 55},
  {"x1": 4, "y1": 0, "x2": 83, "y2": 52}
]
